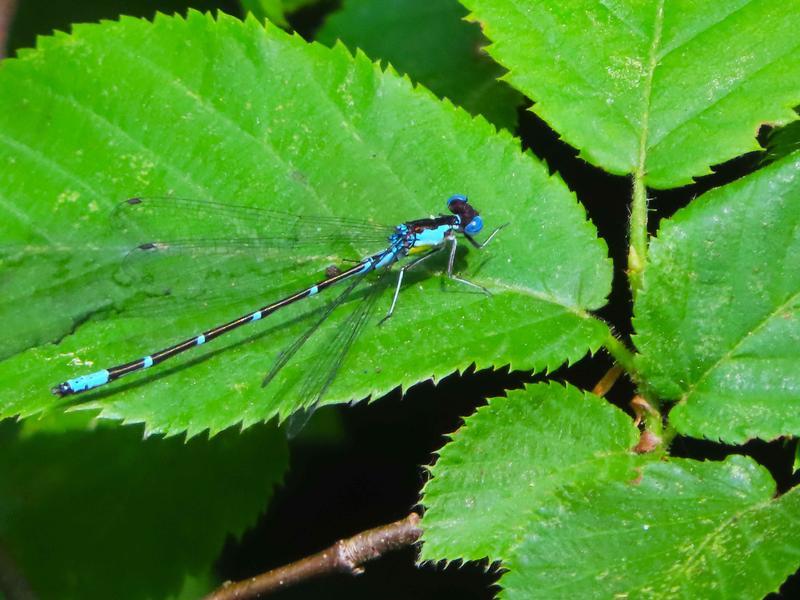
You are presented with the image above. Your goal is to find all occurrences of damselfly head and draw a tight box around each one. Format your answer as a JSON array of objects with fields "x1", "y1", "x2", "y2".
[{"x1": 447, "y1": 194, "x2": 483, "y2": 235}]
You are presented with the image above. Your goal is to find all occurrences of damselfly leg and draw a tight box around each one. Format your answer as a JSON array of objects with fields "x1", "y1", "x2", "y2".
[
  {"x1": 378, "y1": 247, "x2": 443, "y2": 325},
  {"x1": 444, "y1": 223, "x2": 508, "y2": 295}
]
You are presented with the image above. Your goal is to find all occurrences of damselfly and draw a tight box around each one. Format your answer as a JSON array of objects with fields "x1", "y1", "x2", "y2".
[{"x1": 51, "y1": 195, "x2": 504, "y2": 400}]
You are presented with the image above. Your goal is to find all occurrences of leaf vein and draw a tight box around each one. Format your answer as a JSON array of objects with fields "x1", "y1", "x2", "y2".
[
  {"x1": 597, "y1": 0, "x2": 648, "y2": 39},
  {"x1": 505, "y1": 0, "x2": 640, "y2": 134},
  {"x1": 682, "y1": 289, "x2": 800, "y2": 402},
  {"x1": 0, "y1": 132, "x2": 104, "y2": 202},
  {"x1": 25, "y1": 75, "x2": 215, "y2": 201},
  {"x1": 0, "y1": 191, "x2": 56, "y2": 243},
  {"x1": 113, "y1": 41, "x2": 329, "y2": 210},
  {"x1": 649, "y1": 37, "x2": 800, "y2": 150},
  {"x1": 656, "y1": 0, "x2": 758, "y2": 62},
  {"x1": 668, "y1": 497, "x2": 769, "y2": 580}
]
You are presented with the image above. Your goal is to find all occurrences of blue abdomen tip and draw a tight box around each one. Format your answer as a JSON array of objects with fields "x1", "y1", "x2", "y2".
[{"x1": 66, "y1": 369, "x2": 110, "y2": 393}]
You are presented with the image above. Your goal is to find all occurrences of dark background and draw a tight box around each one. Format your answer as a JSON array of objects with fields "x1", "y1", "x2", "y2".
[{"x1": 5, "y1": 1, "x2": 798, "y2": 598}]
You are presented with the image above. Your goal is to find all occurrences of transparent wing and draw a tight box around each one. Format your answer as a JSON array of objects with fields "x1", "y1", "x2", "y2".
[
  {"x1": 110, "y1": 197, "x2": 393, "y2": 317},
  {"x1": 112, "y1": 197, "x2": 392, "y2": 252},
  {"x1": 289, "y1": 268, "x2": 391, "y2": 436},
  {"x1": 115, "y1": 239, "x2": 331, "y2": 318},
  {"x1": 263, "y1": 267, "x2": 392, "y2": 437},
  {"x1": 261, "y1": 272, "x2": 368, "y2": 392}
]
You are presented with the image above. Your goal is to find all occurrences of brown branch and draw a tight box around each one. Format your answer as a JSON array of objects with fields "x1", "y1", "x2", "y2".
[
  {"x1": 591, "y1": 363, "x2": 623, "y2": 397},
  {"x1": 205, "y1": 512, "x2": 422, "y2": 600},
  {"x1": 0, "y1": 0, "x2": 17, "y2": 59}
]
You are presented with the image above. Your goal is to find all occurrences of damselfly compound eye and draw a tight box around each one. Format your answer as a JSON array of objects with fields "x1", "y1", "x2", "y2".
[
  {"x1": 465, "y1": 215, "x2": 484, "y2": 235},
  {"x1": 447, "y1": 194, "x2": 468, "y2": 208}
]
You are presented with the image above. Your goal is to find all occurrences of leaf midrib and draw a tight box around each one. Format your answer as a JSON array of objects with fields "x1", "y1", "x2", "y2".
[
  {"x1": 655, "y1": 0, "x2": 757, "y2": 62},
  {"x1": 426, "y1": 448, "x2": 635, "y2": 504},
  {"x1": 634, "y1": 0, "x2": 664, "y2": 178},
  {"x1": 503, "y1": 0, "x2": 638, "y2": 134},
  {"x1": 649, "y1": 37, "x2": 800, "y2": 151}
]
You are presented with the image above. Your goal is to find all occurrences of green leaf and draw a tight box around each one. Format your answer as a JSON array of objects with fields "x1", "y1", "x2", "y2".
[
  {"x1": 764, "y1": 110, "x2": 800, "y2": 164},
  {"x1": 7, "y1": 0, "x2": 230, "y2": 55},
  {"x1": 420, "y1": 383, "x2": 644, "y2": 561},
  {"x1": 421, "y1": 385, "x2": 800, "y2": 597},
  {"x1": 0, "y1": 12, "x2": 612, "y2": 436},
  {"x1": 462, "y1": 0, "x2": 800, "y2": 188},
  {"x1": 794, "y1": 439, "x2": 800, "y2": 474},
  {"x1": 634, "y1": 151, "x2": 800, "y2": 443},
  {"x1": 317, "y1": 0, "x2": 523, "y2": 130},
  {"x1": 0, "y1": 420, "x2": 288, "y2": 600},
  {"x1": 240, "y1": 0, "x2": 289, "y2": 28},
  {"x1": 0, "y1": 246, "x2": 121, "y2": 360},
  {"x1": 170, "y1": 572, "x2": 218, "y2": 600},
  {"x1": 500, "y1": 456, "x2": 800, "y2": 599}
]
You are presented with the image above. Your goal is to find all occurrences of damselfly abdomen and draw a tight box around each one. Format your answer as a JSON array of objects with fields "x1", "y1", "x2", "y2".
[{"x1": 52, "y1": 195, "x2": 505, "y2": 405}]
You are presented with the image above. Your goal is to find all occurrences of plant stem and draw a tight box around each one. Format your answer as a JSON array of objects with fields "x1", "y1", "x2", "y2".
[
  {"x1": 603, "y1": 331, "x2": 636, "y2": 376},
  {"x1": 591, "y1": 364, "x2": 623, "y2": 397},
  {"x1": 628, "y1": 171, "x2": 649, "y2": 296},
  {"x1": 0, "y1": 0, "x2": 17, "y2": 59},
  {"x1": 660, "y1": 421, "x2": 677, "y2": 447},
  {"x1": 204, "y1": 513, "x2": 422, "y2": 600},
  {"x1": 628, "y1": 0, "x2": 663, "y2": 296}
]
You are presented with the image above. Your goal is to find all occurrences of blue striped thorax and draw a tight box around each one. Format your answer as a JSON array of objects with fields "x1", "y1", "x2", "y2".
[
  {"x1": 408, "y1": 223, "x2": 452, "y2": 254},
  {"x1": 389, "y1": 195, "x2": 485, "y2": 256}
]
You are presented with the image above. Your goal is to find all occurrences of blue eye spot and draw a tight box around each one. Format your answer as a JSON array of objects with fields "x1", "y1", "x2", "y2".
[
  {"x1": 447, "y1": 194, "x2": 467, "y2": 207},
  {"x1": 465, "y1": 215, "x2": 483, "y2": 235}
]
